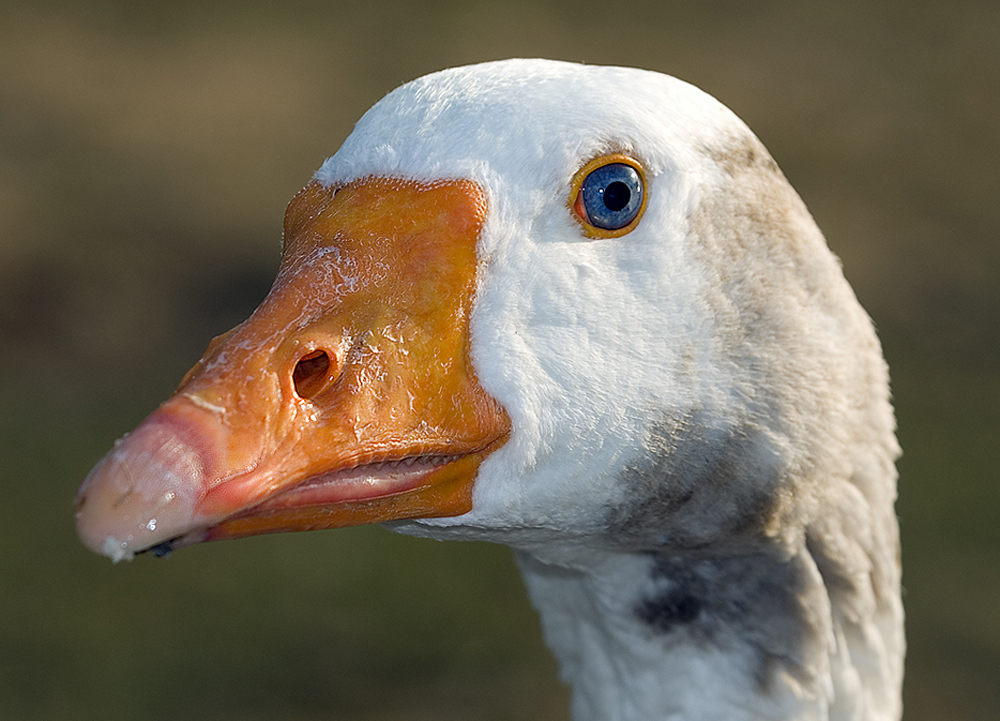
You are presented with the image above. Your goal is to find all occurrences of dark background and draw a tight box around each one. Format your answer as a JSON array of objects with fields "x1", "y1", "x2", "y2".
[{"x1": 2, "y1": 1, "x2": 997, "y2": 719}]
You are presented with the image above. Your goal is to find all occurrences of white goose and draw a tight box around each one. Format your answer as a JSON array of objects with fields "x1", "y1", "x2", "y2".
[{"x1": 75, "y1": 59, "x2": 904, "y2": 721}]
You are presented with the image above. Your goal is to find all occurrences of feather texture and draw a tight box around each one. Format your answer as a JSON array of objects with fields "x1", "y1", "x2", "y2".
[{"x1": 328, "y1": 60, "x2": 905, "y2": 720}]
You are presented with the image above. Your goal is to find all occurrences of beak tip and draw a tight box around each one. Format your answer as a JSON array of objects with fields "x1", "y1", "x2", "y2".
[{"x1": 73, "y1": 410, "x2": 214, "y2": 561}]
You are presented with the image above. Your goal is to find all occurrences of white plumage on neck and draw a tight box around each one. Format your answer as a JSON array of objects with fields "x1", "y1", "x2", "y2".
[
  {"x1": 519, "y1": 551, "x2": 825, "y2": 721},
  {"x1": 316, "y1": 59, "x2": 903, "y2": 720},
  {"x1": 517, "y1": 542, "x2": 901, "y2": 721}
]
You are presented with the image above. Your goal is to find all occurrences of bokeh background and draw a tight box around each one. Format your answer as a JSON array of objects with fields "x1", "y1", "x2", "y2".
[{"x1": 2, "y1": 1, "x2": 997, "y2": 719}]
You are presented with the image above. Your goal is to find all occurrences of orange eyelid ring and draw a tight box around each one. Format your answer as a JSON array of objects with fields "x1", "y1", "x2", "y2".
[{"x1": 568, "y1": 153, "x2": 649, "y2": 239}]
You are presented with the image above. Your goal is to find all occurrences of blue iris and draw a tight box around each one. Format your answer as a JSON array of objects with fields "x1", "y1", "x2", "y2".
[{"x1": 580, "y1": 163, "x2": 643, "y2": 230}]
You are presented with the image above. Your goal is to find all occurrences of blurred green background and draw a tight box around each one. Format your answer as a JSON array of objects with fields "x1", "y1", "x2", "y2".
[{"x1": 1, "y1": 1, "x2": 997, "y2": 719}]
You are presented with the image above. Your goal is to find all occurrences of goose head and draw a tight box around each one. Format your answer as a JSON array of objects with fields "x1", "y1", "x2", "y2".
[{"x1": 75, "y1": 59, "x2": 902, "y2": 720}]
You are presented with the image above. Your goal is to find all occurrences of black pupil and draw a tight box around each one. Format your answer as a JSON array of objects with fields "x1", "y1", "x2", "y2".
[{"x1": 602, "y1": 181, "x2": 631, "y2": 212}]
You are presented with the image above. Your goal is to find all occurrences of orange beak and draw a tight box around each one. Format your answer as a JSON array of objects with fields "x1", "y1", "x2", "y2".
[{"x1": 74, "y1": 177, "x2": 511, "y2": 561}]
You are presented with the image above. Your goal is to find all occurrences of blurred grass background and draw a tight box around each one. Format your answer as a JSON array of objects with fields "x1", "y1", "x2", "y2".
[{"x1": 1, "y1": 0, "x2": 998, "y2": 719}]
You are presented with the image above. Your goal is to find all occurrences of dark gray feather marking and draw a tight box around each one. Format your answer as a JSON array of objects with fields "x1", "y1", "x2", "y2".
[
  {"x1": 607, "y1": 414, "x2": 787, "y2": 550},
  {"x1": 636, "y1": 587, "x2": 702, "y2": 631},
  {"x1": 636, "y1": 550, "x2": 827, "y2": 694}
]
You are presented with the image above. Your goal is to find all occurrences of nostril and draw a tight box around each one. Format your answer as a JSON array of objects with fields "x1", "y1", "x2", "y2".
[{"x1": 292, "y1": 350, "x2": 332, "y2": 399}]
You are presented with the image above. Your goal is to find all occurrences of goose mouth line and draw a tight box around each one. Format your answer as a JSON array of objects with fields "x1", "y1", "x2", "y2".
[
  {"x1": 140, "y1": 452, "x2": 472, "y2": 558},
  {"x1": 249, "y1": 452, "x2": 469, "y2": 511}
]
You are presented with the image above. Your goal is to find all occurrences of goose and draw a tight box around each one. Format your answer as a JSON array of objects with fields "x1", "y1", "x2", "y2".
[{"x1": 74, "y1": 59, "x2": 904, "y2": 721}]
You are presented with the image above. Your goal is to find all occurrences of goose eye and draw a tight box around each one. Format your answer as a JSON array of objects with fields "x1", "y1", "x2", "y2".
[{"x1": 571, "y1": 157, "x2": 647, "y2": 236}]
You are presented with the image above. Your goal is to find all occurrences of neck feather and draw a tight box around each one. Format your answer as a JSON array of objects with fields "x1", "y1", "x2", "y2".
[{"x1": 516, "y1": 540, "x2": 902, "y2": 721}]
